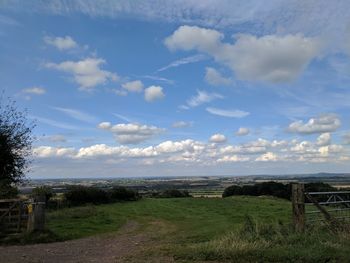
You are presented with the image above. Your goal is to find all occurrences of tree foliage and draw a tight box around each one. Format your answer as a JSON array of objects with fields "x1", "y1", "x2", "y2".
[{"x1": 0, "y1": 95, "x2": 34, "y2": 198}]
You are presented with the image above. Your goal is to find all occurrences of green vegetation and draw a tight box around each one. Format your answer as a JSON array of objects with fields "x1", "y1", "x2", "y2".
[
  {"x1": 63, "y1": 185, "x2": 140, "y2": 206},
  {"x1": 150, "y1": 189, "x2": 192, "y2": 198},
  {"x1": 179, "y1": 217, "x2": 350, "y2": 262},
  {"x1": 45, "y1": 196, "x2": 350, "y2": 262},
  {"x1": 47, "y1": 196, "x2": 290, "y2": 241},
  {"x1": 222, "y1": 181, "x2": 336, "y2": 200}
]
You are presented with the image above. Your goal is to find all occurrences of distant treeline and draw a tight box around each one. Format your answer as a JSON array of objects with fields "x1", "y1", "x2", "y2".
[
  {"x1": 222, "y1": 182, "x2": 335, "y2": 200},
  {"x1": 32, "y1": 186, "x2": 193, "y2": 209}
]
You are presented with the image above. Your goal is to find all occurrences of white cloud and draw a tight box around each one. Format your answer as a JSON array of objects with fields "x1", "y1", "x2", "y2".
[
  {"x1": 45, "y1": 57, "x2": 118, "y2": 90},
  {"x1": 44, "y1": 35, "x2": 78, "y2": 50},
  {"x1": 172, "y1": 121, "x2": 192, "y2": 128},
  {"x1": 316, "y1": 133, "x2": 331, "y2": 146},
  {"x1": 206, "y1": 107, "x2": 250, "y2": 118},
  {"x1": 287, "y1": 114, "x2": 341, "y2": 134},
  {"x1": 34, "y1": 146, "x2": 75, "y2": 158},
  {"x1": 217, "y1": 155, "x2": 249, "y2": 163},
  {"x1": 205, "y1": 67, "x2": 231, "y2": 86},
  {"x1": 235, "y1": 127, "x2": 250, "y2": 136},
  {"x1": 97, "y1": 122, "x2": 112, "y2": 129},
  {"x1": 157, "y1": 54, "x2": 207, "y2": 72},
  {"x1": 256, "y1": 152, "x2": 278, "y2": 162},
  {"x1": 183, "y1": 90, "x2": 223, "y2": 108},
  {"x1": 165, "y1": 26, "x2": 321, "y2": 83},
  {"x1": 33, "y1": 133, "x2": 350, "y2": 169},
  {"x1": 319, "y1": 145, "x2": 343, "y2": 156},
  {"x1": 113, "y1": 89, "x2": 128, "y2": 96},
  {"x1": 52, "y1": 107, "x2": 97, "y2": 123},
  {"x1": 22, "y1": 87, "x2": 46, "y2": 95},
  {"x1": 144, "y1": 86, "x2": 165, "y2": 102},
  {"x1": 98, "y1": 122, "x2": 165, "y2": 144},
  {"x1": 122, "y1": 80, "x2": 144, "y2": 93},
  {"x1": 165, "y1": 25, "x2": 223, "y2": 52},
  {"x1": 209, "y1": 133, "x2": 227, "y2": 143}
]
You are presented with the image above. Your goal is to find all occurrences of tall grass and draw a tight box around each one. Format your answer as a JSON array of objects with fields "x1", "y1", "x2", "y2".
[{"x1": 177, "y1": 216, "x2": 350, "y2": 262}]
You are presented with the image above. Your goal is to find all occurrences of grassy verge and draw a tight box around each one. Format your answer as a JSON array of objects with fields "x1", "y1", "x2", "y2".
[{"x1": 176, "y1": 216, "x2": 350, "y2": 262}]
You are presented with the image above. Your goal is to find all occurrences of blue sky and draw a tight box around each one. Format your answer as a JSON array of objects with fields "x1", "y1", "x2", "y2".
[{"x1": 1, "y1": 0, "x2": 350, "y2": 178}]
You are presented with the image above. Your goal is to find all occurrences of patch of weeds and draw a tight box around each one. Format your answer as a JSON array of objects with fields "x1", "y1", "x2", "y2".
[{"x1": 0, "y1": 230, "x2": 62, "y2": 245}]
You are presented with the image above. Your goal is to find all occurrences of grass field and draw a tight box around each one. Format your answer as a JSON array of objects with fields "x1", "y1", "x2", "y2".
[{"x1": 45, "y1": 196, "x2": 350, "y2": 262}]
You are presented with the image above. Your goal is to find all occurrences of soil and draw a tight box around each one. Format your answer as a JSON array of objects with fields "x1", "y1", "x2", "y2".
[{"x1": 0, "y1": 221, "x2": 174, "y2": 263}]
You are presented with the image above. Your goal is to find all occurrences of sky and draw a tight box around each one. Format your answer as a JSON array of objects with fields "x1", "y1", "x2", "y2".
[{"x1": 1, "y1": 0, "x2": 350, "y2": 178}]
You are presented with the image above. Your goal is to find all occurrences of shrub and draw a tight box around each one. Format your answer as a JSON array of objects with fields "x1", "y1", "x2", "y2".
[
  {"x1": 152, "y1": 189, "x2": 192, "y2": 198},
  {"x1": 222, "y1": 181, "x2": 334, "y2": 200},
  {"x1": 64, "y1": 185, "x2": 140, "y2": 206},
  {"x1": 64, "y1": 186, "x2": 110, "y2": 206},
  {"x1": 31, "y1": 186, "x2": 53, "y2": 204},
  {"x1": 109, "y1": 186, "x2": 140, "y2": 201}
]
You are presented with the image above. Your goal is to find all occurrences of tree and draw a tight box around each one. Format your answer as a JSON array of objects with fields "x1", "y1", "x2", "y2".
[{"x1": 0, "y1": 95, "x2": 34, "y2": 198}]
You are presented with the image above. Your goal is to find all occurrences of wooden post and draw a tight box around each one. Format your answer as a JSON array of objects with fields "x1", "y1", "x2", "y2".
[
  {"x1": 27, "y1": 195, "x2": 45, "y2": 232},
  {"x1": 292, "y1": 183, "x2": 305, "y2": 232}
]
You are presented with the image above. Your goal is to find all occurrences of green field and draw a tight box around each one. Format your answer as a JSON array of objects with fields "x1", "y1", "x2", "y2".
[{"x1": 46, "y1": 196, "x2": 350, "y2": 262}]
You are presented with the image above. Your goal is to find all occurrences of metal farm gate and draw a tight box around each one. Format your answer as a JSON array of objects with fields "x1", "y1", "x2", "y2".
[{"x1": 292, "y1": 183, "x2": 350, "y2": 231}]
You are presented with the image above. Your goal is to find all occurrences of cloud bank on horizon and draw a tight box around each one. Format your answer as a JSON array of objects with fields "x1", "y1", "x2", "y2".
[{"x1": 1, "y1": 0, "x2": 350, "y2": 178}]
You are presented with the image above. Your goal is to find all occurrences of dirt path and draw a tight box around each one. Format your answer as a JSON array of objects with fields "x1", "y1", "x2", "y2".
[{"x1": 0, "y1": 221, "x2": 165, "y2": 263}]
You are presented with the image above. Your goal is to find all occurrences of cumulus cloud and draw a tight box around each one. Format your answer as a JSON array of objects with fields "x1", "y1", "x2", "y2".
[
  {"x1": 316, "y1": 133, "x2": 331, "y2": 146},
  {"x1": 217, "y1": 155, "x2": 249, "y2": 163},
  {"x1": 235, "y1": 127, "x2": 250, "y2": 136},
  {"x1": 122, "y1": 80, "x2": 144, "y2": 93},
  {"x1": 172, "y1": 121, "x2": 192, "y2": 128},
  {"x1": 209, "y1": 133, "x2": 227, "y2": 143},
  {"x1": 256, "y1": 152, "x2": 278, "y2": 162},
  {"x1": 34, "y1": 146, "x2": 75, "y2": 158},
  {"x1": 205, "y1": 67, "x2": 231, "y2": 86},
  {"x1": 98, "y1": 122, "x2": 165, "y2": 144},
  {"x1": 287, "y1": 114, "x2": 341, "y2": 134},
  {"x1": 22, "y1": 87, "x2": 46, "y2": 95},
  {"x1": 45, "y1": 57, "x2": 118, "y2": 90},
  {"x1": 144, "y1": 86, "x2": 165, "y2": 102},
  {"x1": 44, "y1": 35, "x2": 78, "y2": 50},
  {"x1": 33, "y1": 134, "x2": 349, "y2": 168},
  {"x1": 165, "y1": 25, "x2": 321, "y2": 83},
  {"x1": 206, "y1": 107, "x2": 250, "y2": 118}
]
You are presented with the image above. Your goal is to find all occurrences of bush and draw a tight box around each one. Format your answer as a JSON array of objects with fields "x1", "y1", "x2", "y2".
[
  {"x1": 152, "y1": 189, "x2": 192, "y2": 198},
  {"x1": 31, "y1": 186, "x2": 53, "y2": 204},
  {"x1": 64, "y1": 186, "x2": 110, "y2": 206},
  {"x1": 222, "y1": 181, "x2": 334, "y2": 200},
  {"x1": 109, "y1": 186, "x2": 140, "y2": 201},
  {"x1": 64, "y1": 186, "x2": 140, "y2": 206}
]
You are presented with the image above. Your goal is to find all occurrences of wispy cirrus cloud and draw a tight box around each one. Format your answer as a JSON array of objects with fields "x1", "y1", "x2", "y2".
[
  {"x1": 206, "y1": 107, "x2": 250, "y2": 118},
  {"x1": 180, "y1": 90, "x2": 223, "y2": 109},
  {"x1": 52, "y1": 107, "x2": 97, "y2": 123},
  {"x1": 157, "y1": 54, "x2": 207, "y2": 72},
  {"x1": 30, "y1": 115, "x2": 79, "y2": 130}
]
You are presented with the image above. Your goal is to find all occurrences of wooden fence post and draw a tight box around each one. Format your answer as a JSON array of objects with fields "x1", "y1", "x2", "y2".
[
  {"x1": 27, "y1": 195, "x2": 45, "y2": 233},
  {"x1": 292, "y1": 183, "x2": 305, "y2": 232}
]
